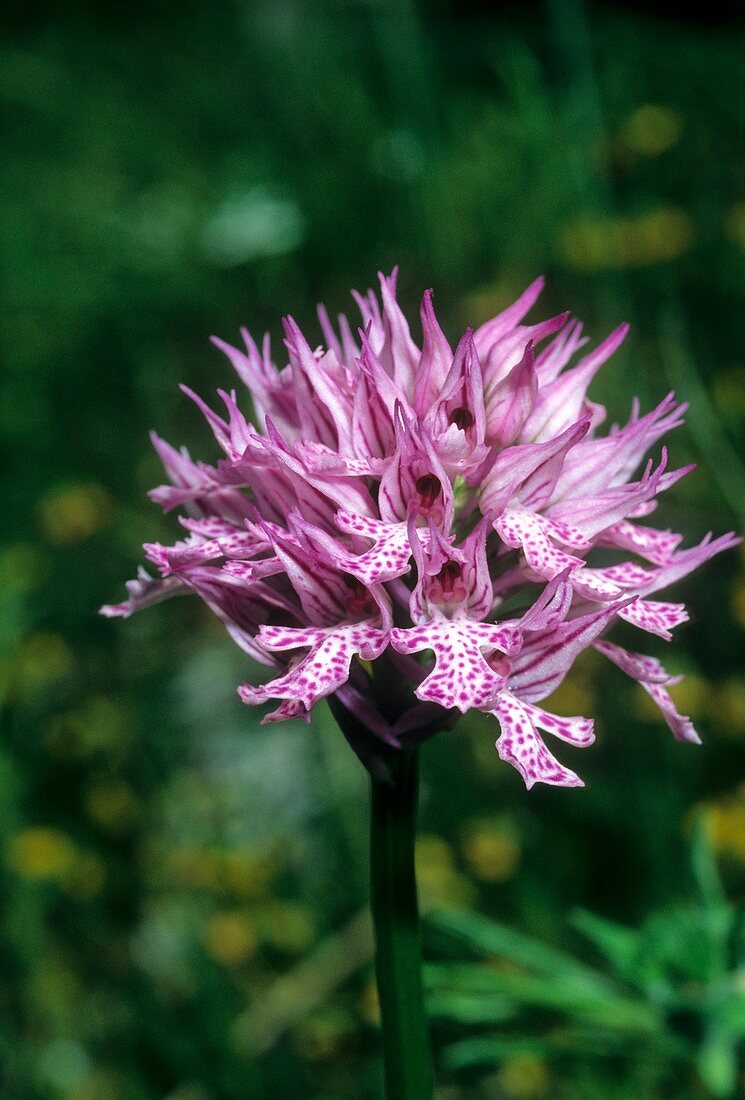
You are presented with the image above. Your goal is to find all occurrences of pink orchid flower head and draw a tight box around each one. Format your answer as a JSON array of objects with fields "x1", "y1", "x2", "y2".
[{"x1": 103, "y1": 269, "x2": 739, "y2": 789}]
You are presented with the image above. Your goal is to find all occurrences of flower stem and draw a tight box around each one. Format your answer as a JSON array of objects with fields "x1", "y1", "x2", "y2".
[{"x1": 370, "y1": 747, "x2": 433, "y2": 1100}]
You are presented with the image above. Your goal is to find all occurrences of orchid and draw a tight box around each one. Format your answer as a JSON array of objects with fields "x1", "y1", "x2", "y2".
[
  {"x1": 103, "y1": 269, "x2": 737, "y2": 790},
  {"x1": 103, "y1": 269, "x2": 738, "y2": 1100}
]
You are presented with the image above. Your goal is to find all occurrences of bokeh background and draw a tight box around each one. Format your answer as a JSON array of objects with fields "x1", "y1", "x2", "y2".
[{"x1": 2, "y1": 1, "x2": 745, "y2": 1097}]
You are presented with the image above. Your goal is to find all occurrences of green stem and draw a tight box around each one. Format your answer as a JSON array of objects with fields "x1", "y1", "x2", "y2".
[{"x1": 370, "y1": 747, "x2": 433, "y2": 1100}]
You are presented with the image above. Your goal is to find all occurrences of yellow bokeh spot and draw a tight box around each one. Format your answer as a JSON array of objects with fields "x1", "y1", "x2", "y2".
[
  {"x1": 621, "y1": 104, "x2": 683, "y2": 156},
  {"x1": 416, "y1": 833, "x2": 476, "y2": 910},
  {"x1": 293, "y1": 1008, "x2": 355, "y2": 1062},
  {"x1": 560, "y1": 208, "x2": 694, "y2": 272},
  {"x1": 256, "y1": 900, "x2": 316, "y2": 953},
  {"x1": 0, "y1": 543, "x2": 49, "y2": 592},
  {"x1": 543, "y1": 679, "x2": 597, "y2": 723},
  {"x1": 12, "y1": 631, "x2": 74, "y2": 697},
  {"x1": 6, "y1": 828, "x2": 105, "y2": 897},
  {"x1": 222, "y1": 850, "x2": 276, "y2": 899},
  {"x1": 416, "y1": 833, "x2": 453, "y2": 867},
  {"x1": 44, "y1": 696, "x2": 133, "y2": 759},
  {"x1": 167, "y1": 846, "x2": 226, "y2": 892},
  {"x1": 712, "y1": 678, "x2": 745, "y2": 734},
  {"x1": 359, "y1": 977, "x2": 380, "y2": 1026},
  {"x1": 699, "y1": 792, "x2": 745, "y2": 864},
  {"x1": 461, "y1": 819, "x2": 520, "y2": 882},
  {"x1": 37, "y1": 482, "x2": 113, "y2": 545},
  {"x1": 166, "y1": 845, "x2": 277, "y2": 899},
  {"x1": 204, "y1": 910, "x2": 258, "y2": 966},
  {"x1": 7, "y1": 827, "x2": 77, "y2": 881},
  {"x1": 497, "y1": 1053, "x2": 551, "y2": 1098},
  {"x1": 67, "y1": 1067, "x2": 127, "y2": 1100},
  {"x1": 712, "y1": 367, "x2": 745, "y2": 420},
  {"x1": 85, "y1": 779, "x2": 140, "y2": 835}
]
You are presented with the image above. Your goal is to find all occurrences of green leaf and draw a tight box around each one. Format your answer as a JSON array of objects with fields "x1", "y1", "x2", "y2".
[
  {"x1": 571, "y1": 909, "x2": 640, "y2": 979},
  {"x1": 442, "y1": 1035, "x2": 555, "y2": 1072},
  {"x1": 697, "y1": 1027, "x2": 738, "y2": 1098},
  {"x1": 427, "y1": 908, "x2": 613, "y2": 991},
  {"x1": 426, "y1": 991, "x2": 515, "y2": 1025},
  {"x1": 442, "y1": 1024, "x2": 678, "y2": 1073},
  {"x1": 425, "y1": 963, "x2": 661, "y2": 1033},
  {"x1": 690, "y1": 813, "x2": 726, "y2": 915},
  {"x1": 713, "y1": 990, "x2": 745, "y2": 1038}
]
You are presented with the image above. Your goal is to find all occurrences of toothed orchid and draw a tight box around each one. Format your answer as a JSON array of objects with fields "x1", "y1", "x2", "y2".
[{"x1": 102, "y1": 269, "x2": 738, "y2": 789}]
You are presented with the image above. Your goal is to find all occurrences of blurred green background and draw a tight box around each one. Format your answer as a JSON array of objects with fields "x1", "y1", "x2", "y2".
[{"x1": 2, "y1": 2, "x2": 745, "y2": 1097}]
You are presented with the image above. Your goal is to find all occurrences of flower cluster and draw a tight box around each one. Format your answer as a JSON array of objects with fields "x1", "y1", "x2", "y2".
[{"x1": 103, "y1": 271, "x2": 737, "y2": 788}]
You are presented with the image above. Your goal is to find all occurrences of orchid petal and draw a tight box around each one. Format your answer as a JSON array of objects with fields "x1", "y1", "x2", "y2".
[
  {"x1": 618, "y1": 599, "x2": 688, "y2": 640},
  {"x1": 413, "y1": 289, "x2": 454, "y2": 414},
  {"x1": 100, "y1": 567, "x2": 187, "y2": 619},
  {"x1": 484, "y1": 340, "x2": 538, "y2": 445},
  {"x1": 240, "y1": 621, "x2": 388, "y2": 711},
  {"x1": 509, "y1": 598, "x2": 635, "y2": 702},
  {"x1": 494, "y1": 508, "x2": 585, "y2": 579},
  {"x1": 491, "y1": 691, "x2": 585, "y2": 789},
  {"x1": 390, "y1": 617, "x2": 521, "y2": 712},
  {"x1": 594, "y1": 640, "x2": 700, "y2": 744}
]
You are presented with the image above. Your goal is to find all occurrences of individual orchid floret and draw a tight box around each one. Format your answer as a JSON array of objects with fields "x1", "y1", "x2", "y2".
[
  {"x1": 378, "y1": 405, "x2": 454, "y2": 527},
  {"x1": 389, "y1": 518, "x2": 523, "y2": 712},
  {"x1": 103, "y1": 268, "x2": 738, "y2": 789},
  {"x1": 422, "y1": 329, "x2": 489, "y2": 476},
  {"x1": 484, "y1": 591, "x2": 635, "y2": 788}
]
